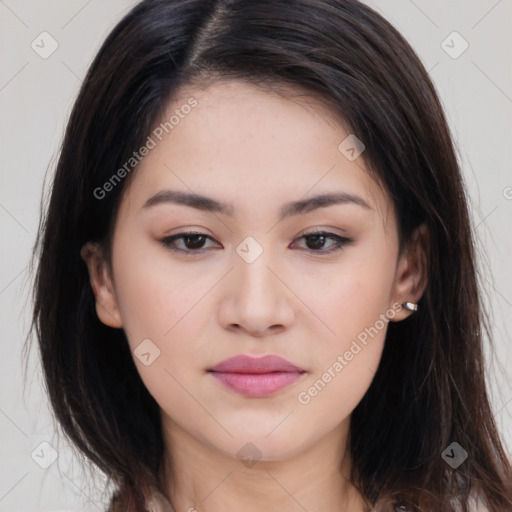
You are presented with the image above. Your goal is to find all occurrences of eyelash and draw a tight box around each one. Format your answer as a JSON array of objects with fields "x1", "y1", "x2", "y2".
[{"x1": 159, "y1": 229, "x2": 354, "y2": 256}]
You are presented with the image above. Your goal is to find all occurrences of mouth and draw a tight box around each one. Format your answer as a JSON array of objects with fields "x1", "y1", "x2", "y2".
[{"x1": 207, "y1": 354, "x2": 306, "y2": 397}]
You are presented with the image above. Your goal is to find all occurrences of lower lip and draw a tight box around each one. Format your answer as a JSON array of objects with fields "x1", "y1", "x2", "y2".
[{"x1": 209, "y1": 371, "x2": 304, "y2": 397}]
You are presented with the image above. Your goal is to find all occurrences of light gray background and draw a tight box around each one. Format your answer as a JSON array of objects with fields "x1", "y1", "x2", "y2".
[{"x1": 1, "y1": 0, "x2": 511, "y2": 510}]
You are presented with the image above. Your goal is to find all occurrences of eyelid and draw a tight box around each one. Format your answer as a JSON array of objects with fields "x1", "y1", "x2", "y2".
[
  {"x1": 159, "y1": 230, "x2": 220, "y2": 253},
  {"x1": 159, "y1": 228, "x2": 354, "y2": 256},
  {"x1": 291, "y1": 229, "x2": 354, "y2": 253}
]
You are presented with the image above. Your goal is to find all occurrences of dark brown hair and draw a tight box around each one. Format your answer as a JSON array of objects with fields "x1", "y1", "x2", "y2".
[{"x1": 27, "y1": 0, "x2": 512, "y2": 510}]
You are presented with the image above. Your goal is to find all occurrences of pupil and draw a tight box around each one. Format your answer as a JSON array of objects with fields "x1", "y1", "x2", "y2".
[
  {"x1": 185, "y1": 234, "x2": 205, "y2": 249},
  {"x1": 307, "y1": 235, "x2": 325, "y2": 249}
]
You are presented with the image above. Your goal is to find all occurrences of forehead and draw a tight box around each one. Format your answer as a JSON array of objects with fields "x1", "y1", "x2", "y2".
[{"x1": 118, "y1": 79, "x2": 392, "y2": 222}]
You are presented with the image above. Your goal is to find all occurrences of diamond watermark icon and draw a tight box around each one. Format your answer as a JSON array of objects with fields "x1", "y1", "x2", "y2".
[
  {"x1": 31, "y1": 31, "x2": 59, "y2": 59},
  {"x1": 441, "y1": 441, "x2": 468, "y2": 469},
  {"x1": 338, "y1": 134, "x2": 365, "y2": 161},
  {"x1": 441, "y1": 31, "x2": 468, "y2": 59},
  {"x1": 31, "y1": 441, "x2": 58, "y2": 469},
  {"x1": 134, "y1": 338, "x2": 161, "y2": 366},
  {"x1": 236, "y1": 236, "x2": 263, "y2": 264},
  {"x1": 237, "y1": 442, "x2": 262, "y2": 468}
]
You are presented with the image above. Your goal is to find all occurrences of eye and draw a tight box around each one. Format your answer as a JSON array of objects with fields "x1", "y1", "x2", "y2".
[
  {"x1": 292, "y1": 230, "x2": 354, "y2": 254},
  {"x1": 160, "y1": 229, "x2": 354, "y2": 256},
  {"x1": 160, "y1": 231, "x2": 220, "y2": 254}
]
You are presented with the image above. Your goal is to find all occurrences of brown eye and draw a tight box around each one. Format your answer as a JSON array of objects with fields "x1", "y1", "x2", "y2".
[
  {"x1": 181, "y1": 234, "x2": 207, "y2": 249},
  {"x1": 304, "y1": 233, "x2": 327, "y2": 250},
  {"x1": 294, "y1": 231, "x2": 354, "y2": 253},
  {"x1": 160, "y1": 232, "x2": 219, "y2": 254}
]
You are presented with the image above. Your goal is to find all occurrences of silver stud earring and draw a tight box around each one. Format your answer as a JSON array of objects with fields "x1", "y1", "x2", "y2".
[{"x1": 402, "y1": 302, "x2": 418, "y2": 311}]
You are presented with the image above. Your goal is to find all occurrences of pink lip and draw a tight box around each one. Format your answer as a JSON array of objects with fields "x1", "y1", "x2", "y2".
[{"x1": 208, "y1": 355, "x2": 306, "y2": 397}]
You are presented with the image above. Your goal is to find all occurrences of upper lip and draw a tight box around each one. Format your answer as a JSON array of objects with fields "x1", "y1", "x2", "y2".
[{"x1": 208, "y1": 355, "x2": 305, "y2": 374}]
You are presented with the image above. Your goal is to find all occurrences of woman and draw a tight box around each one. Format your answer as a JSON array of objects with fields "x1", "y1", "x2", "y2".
[{"x1": 28, "y1": 0, "x2": 512, "y2": 511}]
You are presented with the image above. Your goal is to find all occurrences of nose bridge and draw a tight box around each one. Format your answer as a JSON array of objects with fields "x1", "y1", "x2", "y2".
[
  {"x1": 234, "y1": 236, "x2": 277, "y2": 301},
  {"x1": 223, "y1": 234, "x2": 294, "y2": 333}
]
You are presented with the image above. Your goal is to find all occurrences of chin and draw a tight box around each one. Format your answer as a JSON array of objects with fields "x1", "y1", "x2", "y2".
[{"x1": 220, "y1": 433, "x2": 307, "y2": 464}]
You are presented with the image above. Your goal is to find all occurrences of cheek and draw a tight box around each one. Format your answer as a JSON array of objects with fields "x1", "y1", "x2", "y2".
[
  {"x1": 111, "y1": 232, "x2": 207, "y2": 344},
  {"x1": 293, "y1": 243, "x2": 396, "y2": 412},
  {"x1": 109, "y1": 234, "x2": 212, "y2": 407},
  {"x1": 302, "y1": 246, "x2": 396, "y2": 344},
  {"x1": 294, "y1": 277, "x2": 390, "y2": 435}
]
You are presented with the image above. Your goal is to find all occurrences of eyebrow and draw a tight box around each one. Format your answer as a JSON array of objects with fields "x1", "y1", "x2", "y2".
[{"x1": 142, "y1": 189, "x2": 372, "y2": 219}]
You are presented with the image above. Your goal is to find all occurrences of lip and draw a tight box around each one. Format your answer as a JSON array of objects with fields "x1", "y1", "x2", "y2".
[
  {"x1": 208, "y1": 355, "x2": 306, "y2": 397},
  {"x1": 209, "y1": 354, "x2": 305, "y2": 373}
]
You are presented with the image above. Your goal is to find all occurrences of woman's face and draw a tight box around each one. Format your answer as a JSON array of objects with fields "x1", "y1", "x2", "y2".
[{"x1": 83, "y1": 79, "x2": 423, "y2": 464}]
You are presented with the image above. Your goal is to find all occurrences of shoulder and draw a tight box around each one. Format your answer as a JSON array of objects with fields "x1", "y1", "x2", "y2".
[
  {"x1": 107, "y1": 488, "x2": 176, "y2": 512},
  {"x1": 143, "y1": 487, "x2": 176, "y2": 512}
]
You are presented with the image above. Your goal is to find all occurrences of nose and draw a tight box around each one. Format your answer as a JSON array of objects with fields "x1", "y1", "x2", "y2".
[{"x1": 217, "y1": 245, "x2": 296, "y2": 337}]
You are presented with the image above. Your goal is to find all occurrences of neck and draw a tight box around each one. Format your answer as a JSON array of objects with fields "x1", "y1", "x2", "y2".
[{"x1": 157, "y1": 417, "x2": 368, "y2": 512}]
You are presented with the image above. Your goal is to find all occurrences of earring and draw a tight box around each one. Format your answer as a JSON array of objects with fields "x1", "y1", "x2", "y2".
[{"x1": 402, "y1": 302, "x2": 418, "y2": 311}]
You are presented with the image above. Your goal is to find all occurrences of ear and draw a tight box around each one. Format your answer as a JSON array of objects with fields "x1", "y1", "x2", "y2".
[
  {"x1": 389, "y1": 223, "x2": 429, "y2": 322},
  {"x1": 80, "y1": 242, "x2": 122, "y2": 328}
]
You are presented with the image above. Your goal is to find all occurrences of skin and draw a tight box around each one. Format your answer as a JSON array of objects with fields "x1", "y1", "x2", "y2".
[{"x1": 81, "y1": 80, "x2": 428, "y2": 512}]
